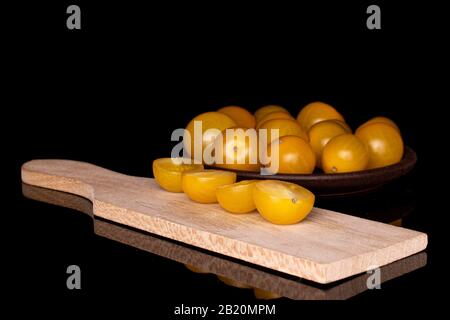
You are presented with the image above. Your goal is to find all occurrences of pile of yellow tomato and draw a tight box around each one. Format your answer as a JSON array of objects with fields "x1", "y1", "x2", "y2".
[
  {"x1": 184, "y1": 102, "x2": 404, "y2": 174},
  {"x1": 152, "y1": 102, "x2": 405, "y2": 225}
]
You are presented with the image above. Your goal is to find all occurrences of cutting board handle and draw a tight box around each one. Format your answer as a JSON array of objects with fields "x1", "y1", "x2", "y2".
[{"x1": 21, "y1": 159, "x2": 125, "y2": 200}]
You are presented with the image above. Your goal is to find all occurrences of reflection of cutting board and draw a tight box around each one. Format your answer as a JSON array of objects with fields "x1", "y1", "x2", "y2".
[{"x1": 21, "y1": 160, "x2": 427, "y2": 284}]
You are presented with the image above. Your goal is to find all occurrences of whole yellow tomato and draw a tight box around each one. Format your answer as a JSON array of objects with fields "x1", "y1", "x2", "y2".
[
  {"x1": 212, "y1": 128, "x2": 260, "y2": 172},
  {"x1": 152, "y1": 158, "x2": 204, "y2": 192},
  {"x1": 266, "y1": 135, "x2": 316, "y2": 174},
  {"x1": 254, "y1": 105, "x2": 289, "y2": 123},
  {"x1": 322, "y1": 134, "x2": 369, "y2": 173},
  {"x1": 217, "y1": 106, "x2": 256, "y2": 128},
  {"x1": 258, "y1": 118, "x2": 308, "y2": 143},
  {"x1": 184, "y1": 112, "x2": 237, "y2": 161},
  {"x1": 297, "y1": 101, "x2": 345, "y2": 132},
  {"x1": 333, "y1": 120, "x2": 352, "y2": 133},
  {"x1": 216, "y1": 180, "x2": 257, "y2": 213},
  {"x1": 182, "y1": 169, "x2": 236, "y2": 203},
  {"x1": 355, "y1": 122, "x2": 404, "y2": 169},
  {"x1": 253, "y1": 180, "x2": 315, "y2": 225},
  {"x1": 356, "y1": 116, "x2": 400, "y2": 134},
  {"x1": 256, "y1": 111, "x2": 294, "y2": 129},
  {"x1": 308, "y1": 120, "x2": 349, "y2": 168}
]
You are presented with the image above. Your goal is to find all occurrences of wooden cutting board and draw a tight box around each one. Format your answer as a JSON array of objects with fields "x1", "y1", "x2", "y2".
[
  {"x1": 21, "y1": 159, "x2": 427, "y2": 284},
  {"x1": 21, "y1": 183, "x2": 427, "y2": 300}
]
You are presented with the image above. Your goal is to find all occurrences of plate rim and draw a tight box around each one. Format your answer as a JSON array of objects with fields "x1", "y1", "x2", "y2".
[{"x1": 207, "y1": 145, "x2": 417, "y2": 181}]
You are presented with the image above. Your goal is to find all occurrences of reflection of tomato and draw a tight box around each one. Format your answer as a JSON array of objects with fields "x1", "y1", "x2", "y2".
[
  {"x1": 185, "y1": 264, "x2": 209, "y2": 274},
  {"x1": 182, "y1": 170, "x2": 236, "y2": 203},
  {"x1": 254, "y1": 288, "x2": 282, "y2": 300},
  {"x1": 152, "y1": 158, "x2": 203, "y2": 192},
  {"x1": 297, "y1": 101, "x2": 345, "y2": 132},
  {"x1": 390, "y1": 219, "x2": 402, "y2": 227},
  {"x1": 308, "y1": 120, "x2": 348, "y2": 168},
  {"x1": 258, "y1": 118, "x2": 308, "y2": 143},
  {"x1": 216, "y1": 180, "x2": 257, "y2": 213},
  {"x1": 256, "y1": 111, "x2": 294, "y2": 129},
  {"x1": 253, "y1": 180, "x2": 315, "y2": 225},
  {"x1": 355, "y1": 122, "x2": 404, "y2": 169},
  {"x1": 357, "y1": 116, "x2": 400, "y2": 133},
  {"x1": 322, "y1": 134, "x2": 369, "y2": 173},
  {"x1": 254, "y1": 105, "x2": 289, "y2": 123},
  {"x1": 212, "y1": 128, "x2": 260, "y2": 172},
  {"x1": 218, "y1": 276, "x2": 252, "y2": 289},
  {"x1": 266, "y1": 136, "x2": 315, "y2": 174},
  {"x1": 184, "y1": 112, "x2": 237, "y2": 161},
  {"x1": 217, "y1": 106, "x2": 256, "y2": 128}
]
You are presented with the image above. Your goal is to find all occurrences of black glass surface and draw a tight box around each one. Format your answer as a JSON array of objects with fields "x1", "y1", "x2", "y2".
[{"x1": 4, "y1": 0, "x2": 444, "y2": 317}]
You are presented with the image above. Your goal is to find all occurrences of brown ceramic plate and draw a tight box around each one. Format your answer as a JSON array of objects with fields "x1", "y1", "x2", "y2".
[{"x1": 208, "y1": 146, "x2": 417, "y2": 198}]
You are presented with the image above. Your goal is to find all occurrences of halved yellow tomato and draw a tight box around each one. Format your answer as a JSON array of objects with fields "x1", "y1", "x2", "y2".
[
  {"x1": 322, "y1": 134, "x2": 369, "y2": 173},
  {"x1": 253, "y1": 180, "x2": 315, "y2": 225},
  {"x1": 152, "y1": 158, "x2": 204, "y2": 192},
  {"x1": 355, "y1": 122, "x2": 404, "y2": 169},
  {"x1": 212, "y1": 127, "x2": 260, "y2": 172},
  {"x1": 217, "y1": 105, "x2": 256, "y2": 128},
  {"x1": 266, "y1": 136, "x2": 316, "y2": 174},
  {"x1": 308, "y1": 120, "x2": 349, "y2": 168},
  {"x1": 216, "y1": 180, "x2": 257, "y2": 213},
  {"x1": 182, "y1": 169, "x2": 236, "y2": 203},
  {"x1": 258, "y1": 118, "x2": 308, "y2": 143},
  {"x1": 297, "y1": 101, "x2": 345, "y2": 132},
  {"x1": 184, "y1": 112, "x2": 237, "y2": 160},
  {"x1": 254, "y1": 105, "x2": 290, "y2": 123}
]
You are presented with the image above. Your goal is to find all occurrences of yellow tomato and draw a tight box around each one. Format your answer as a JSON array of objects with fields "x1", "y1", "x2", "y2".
[
  {"x1": 253, "y1": 180, "x2": 315, "y2": 225},
  {"x1": 184, "y1": 112, "x2": 237, "y2": 160},
  {"x1": 355, "y1": 122, "x2": 404, "y2": 169},
  {"x1": 322, "y1": 134, "x2": 369, "y2": 173},
  {"x1": 182, "y1": 170, "x2": 236, "y2": 203},
  {"x1": 266, "y1": 136, "x2": 315, "y2": 174},
  {"x1": 217, "y1": 276, "x2": 252, "y2": 289},
  {"x1": 212, "y1": 128, "x2": 260, "y2": 172},
  {"x1": 216, "y1": 180, "x2": 257, "y2": 213},
  {"x1": 254, "y1": 288, "x2": 282, "y2": 300},
  {"x1": 152, "y1": 158, "x2": 204, "y2": 192},
  {"x1": 217, "y1": 105, "x2": 256, "y2": 128},
  {"x1": 308, "y1": 120, "x2": 349, "y2": 168},
  {"x1": 256, "y1": 111, "x2": 294, "y2": 129},
  {"x1": 297, "y1": 101, "x2": 345, "y2": 132},
  {"x1": 356, "y1": 116, "x2": 400, "y2": 134},
  {"x1": 254, "y1": 105, "x2": 290, "y2": 122},
  {"x1": 333, "y1": 120, "x2": 352, "y2": 133},
  {"x1": 258, "y1": 118, "x2": 308, "y2": 143}
]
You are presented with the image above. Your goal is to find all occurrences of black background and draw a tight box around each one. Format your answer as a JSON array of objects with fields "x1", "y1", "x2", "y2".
[{"x1": 4, "y1": 0, "x2": 447, "y2": 317}]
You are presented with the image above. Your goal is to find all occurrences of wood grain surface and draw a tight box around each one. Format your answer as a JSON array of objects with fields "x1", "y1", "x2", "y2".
[{"x1": 21, "y1": 159, "x2": 427, "y2": 284}]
